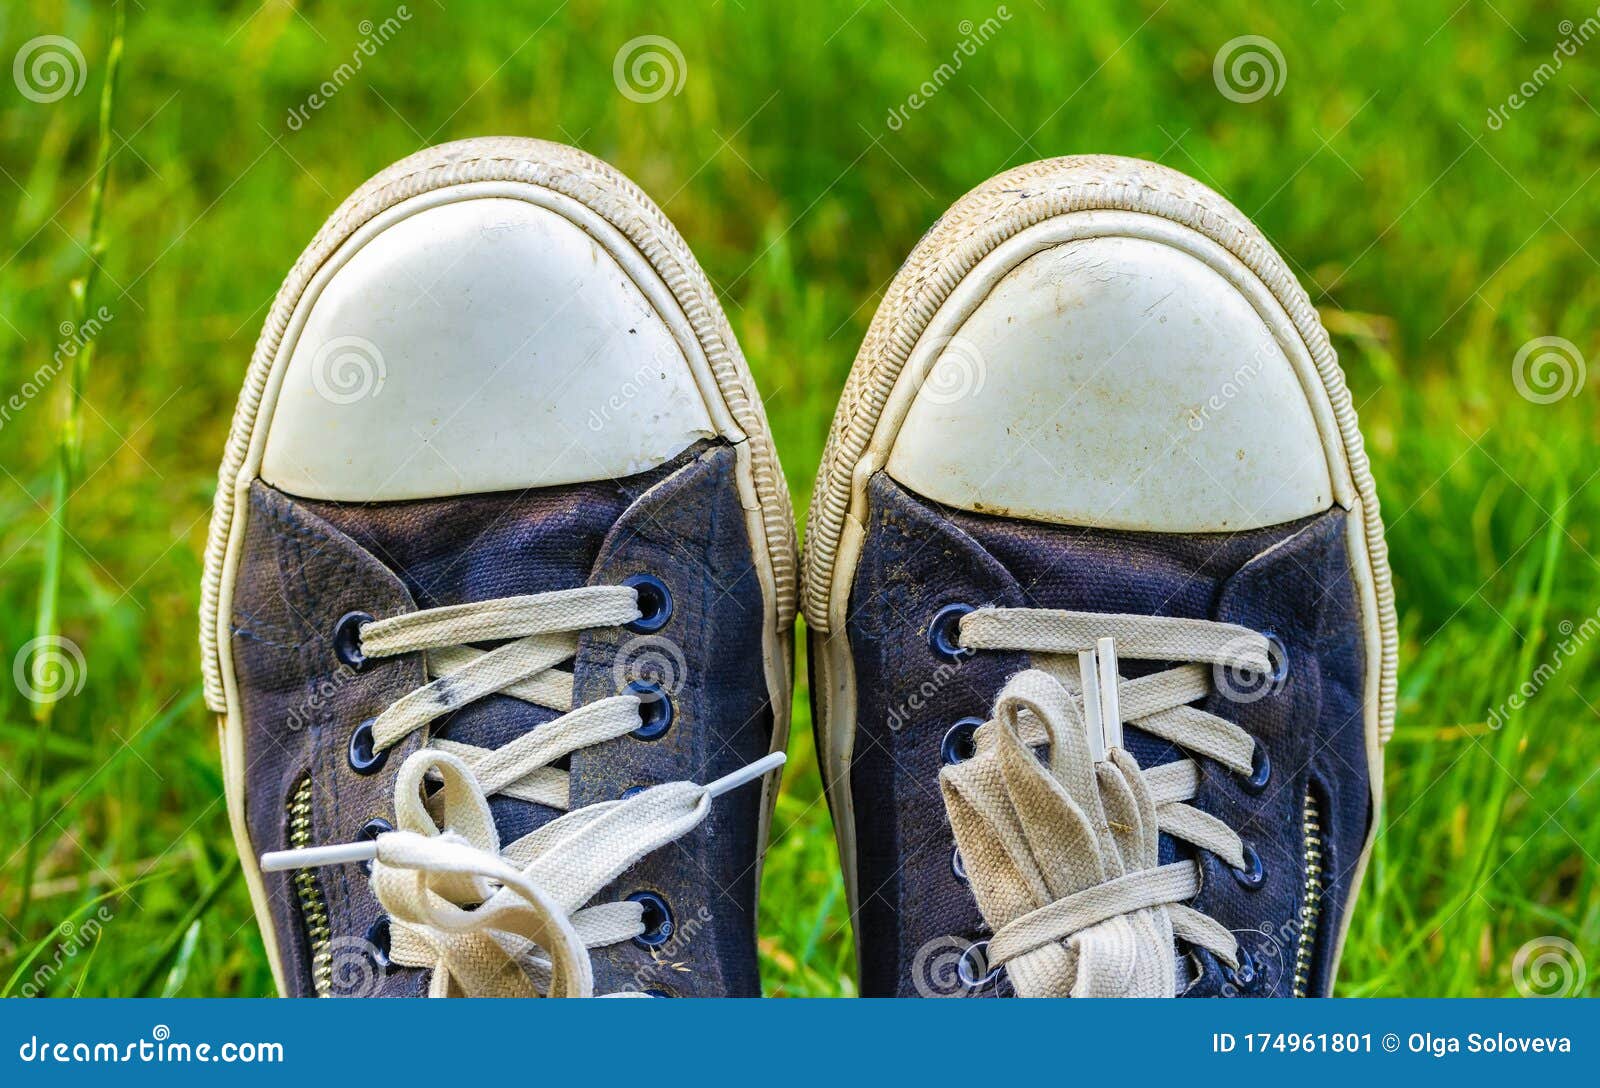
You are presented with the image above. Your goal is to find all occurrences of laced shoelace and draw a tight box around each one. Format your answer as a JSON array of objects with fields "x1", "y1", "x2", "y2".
[
  {"x1": 939, "y1": 607, "x2": 1272, "y2": 998},
  {"x1": 261, "y1": 584, "x2": 782, "y2": 998}
]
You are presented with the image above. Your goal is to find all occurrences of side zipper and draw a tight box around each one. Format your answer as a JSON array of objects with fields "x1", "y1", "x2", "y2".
[
  {"x1": 287, "y1": 775, "x2": 334, "y2": 997},
  {"x1": 1291, "y1": 785, "x2": 1324, "y2": 997}
]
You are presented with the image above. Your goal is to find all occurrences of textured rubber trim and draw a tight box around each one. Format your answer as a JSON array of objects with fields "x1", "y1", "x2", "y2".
[
  {"x1": 200, "y1": 137, "x2": 797, "y2": 712},
  {"x1": 802, "y1": 154, "x2": 1396, "y2": 741}
]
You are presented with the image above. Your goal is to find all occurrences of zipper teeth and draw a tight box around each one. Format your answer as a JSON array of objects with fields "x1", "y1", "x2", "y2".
[
  {"x1": 1292, "y1": 787, "x2": 1324, "y2": 997},
  {"x1": 287, "y1": 775, "x2": 333, "y2": 998}
]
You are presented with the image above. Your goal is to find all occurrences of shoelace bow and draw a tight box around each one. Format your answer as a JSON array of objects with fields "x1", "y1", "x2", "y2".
[
  {"x1": 265, "y1": 584, "x2": 781, "y2": 998},
  {"x1": 940, "y1": 607, "x2": 1270, "y2": 998}
]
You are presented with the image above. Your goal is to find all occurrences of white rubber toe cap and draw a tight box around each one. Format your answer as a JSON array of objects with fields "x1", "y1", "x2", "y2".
[
  {"x1": 884, "y1": 217, "x2": 1338, "y2": 532},
  {"x1": 259, "y1": 193, "x2": 716, "y2": 501}
]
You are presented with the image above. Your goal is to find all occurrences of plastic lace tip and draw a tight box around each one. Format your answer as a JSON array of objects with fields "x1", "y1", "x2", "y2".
[
  {"x1": 1096, "y1": 636, "x2": 1124, "y2": 751},
  {"x1": 704, "y1": 751, "x2": 787, "y2": 799},
  {"x1": 1078, "y1": 649, "x2": 1106, "y2": 763},
  {"x1": 259, "y1": 840, "x2": 379, "y2": 873}
]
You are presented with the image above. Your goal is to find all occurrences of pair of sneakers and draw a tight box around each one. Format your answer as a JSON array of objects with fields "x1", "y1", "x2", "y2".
[{"x1": 200, "y1": 138, "x2": 1395, "y2": 999}]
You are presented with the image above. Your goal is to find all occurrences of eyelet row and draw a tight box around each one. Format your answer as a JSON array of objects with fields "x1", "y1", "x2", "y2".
[{"x1": 336, "y1": 575, "x2": 678, "y2": 775}]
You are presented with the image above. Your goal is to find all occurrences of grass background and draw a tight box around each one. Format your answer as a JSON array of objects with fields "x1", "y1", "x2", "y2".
[{"x1": 1, "y1": 0, "x2": 1596, "y2": 997}]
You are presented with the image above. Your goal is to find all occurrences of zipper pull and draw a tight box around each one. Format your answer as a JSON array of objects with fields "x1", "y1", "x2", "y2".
[{"x1": 258, "y1": 752, "x2": 787, "y2": 873}]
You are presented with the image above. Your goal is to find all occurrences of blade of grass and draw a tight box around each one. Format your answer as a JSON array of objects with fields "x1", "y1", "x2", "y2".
[
  {"x1": 131, "y1": 856, "x2": 239, "y2": 997},
  {"x1": 70, "y1": 926, "x2": 104, "y2": 996},
  {"x1": 17, "y1": 0, "x2": 126, "y2": 936},
  {"x1": 159, "y1": 921, "x2": 203, "y2": 998}
]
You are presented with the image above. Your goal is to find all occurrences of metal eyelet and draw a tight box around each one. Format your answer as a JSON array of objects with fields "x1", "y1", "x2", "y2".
[
  {"x1": 928, "y1": 604, "x2": 976, "y2": 663},
  {"x1": 1241, "y1": 742, "x2": 1271, "y2": 794},
  {"x1": 365, "y1": 916, "x2": 392, "y2": 971},
  {"x1": 1262, "y1": 630, "x2": 1290, "y2": 685},
  {"x1": 940, "y1": 717, "x2": 983, "y2": 765},
  {"x1": 627, "y1": 891, "x2": 675, "y2": 948},
  {"x1": 1225, "y1": 946, "x2": 1261, "y2": 992},
  {"x1": 332, "y1": 611, "x2": 374, "y2": 672},
  {"x1": 623, "y1": 574, "x2": 673, "y2": 634},
  {"x1": 627, "y1": 680, "x2": 674, "y2": 740},
  {"x1": 347, "y1": 718, "x2": 388, "y2": 775},
  {"x1": 1232, "y1": 843, "x2": 1266, "y2": 890},
  {"x1": 957, "y1": 939, "x2": 1000, "y2": 990},
  {"x1": 951, "y1": 846, "x2": 968, "y2": 884},
  {"x1": 358, "y1": 817, "x2": 392, "y2": 873}
]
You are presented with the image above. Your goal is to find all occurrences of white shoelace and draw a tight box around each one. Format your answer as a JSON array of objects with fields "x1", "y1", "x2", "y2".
[
  {"x1": 261, "y1": 585, "x2": 782, "y2": 998},
  {"x1": 940, "y1": 607, "x2": 1270, "y2": 998}
]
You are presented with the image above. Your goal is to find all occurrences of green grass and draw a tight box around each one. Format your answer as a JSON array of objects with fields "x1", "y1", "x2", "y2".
[{"x1": 1, "y1": 0, "x2": 1596, "y2": 997}]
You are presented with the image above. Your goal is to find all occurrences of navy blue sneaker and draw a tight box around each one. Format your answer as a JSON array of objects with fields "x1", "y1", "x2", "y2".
[
  {"x1": 201, "y1": 139, "x2": 796, "y2": 997},
  {"x1": 805, "y1": 157, "x2": 1395, "y2": 997}
]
